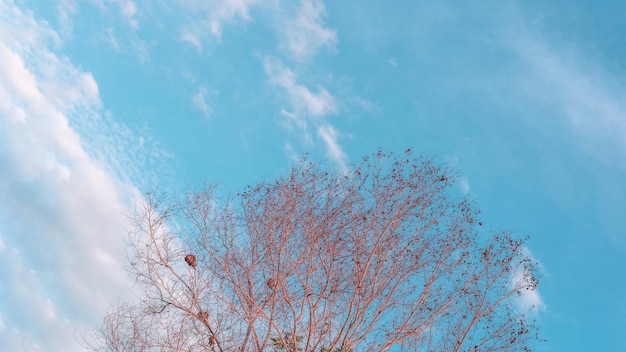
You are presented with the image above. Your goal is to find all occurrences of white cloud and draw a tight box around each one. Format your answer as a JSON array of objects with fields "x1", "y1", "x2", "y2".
[
  {"x1": 263, "y1": 57, "x2": 348, "y2": 168},
  {"x1": 103, "y1": 26, "x2": 120, "y2": 50},
  {"x1": 207, "y1": 0, "x2": 257, "y2": 39},
  {"x1": 279, "y1": 108, "x2": 301, "y2": 124},
  {"x1": 178, "y1": 0, "x2": 259, "y2": 42},
  {"x1": 173, "y1": 1, "x2": 347, "y2": 168},
  {"x1": 280, "y1": 109, "x2": 313, "y2": 146},
  {"x1": 174, "y1": 0, "x2": 336, "y2": 61},
  {"x1": 0, "y1": 1, "x2": 164, "y2": 350},
  {"x1": 172, "y1": 0, "x2": 347, "y2": 169},
  {"x1": 180, "y1": 30, "x2": 203, "y2": 53},
  {"x1": 87, "y1": 0, "x2": 149, "y2": 60},
  {"x1": 511, "y1": 269, "x2": 544, "y2": 312},
  {"x1": 283, "y1": 0, "x2": 337, "y2": 61},
  {"x1": 507, "y1": 21, "x2": 626, "y2": 161},
  {"x1": 0, "y1": 2, "x2": 61, "y2": 52},
  {"x1": 283, "y1": 141, "x2": 301, "y2": 163},
  {"x1": 118, "y1": 0, "x2": 137, "y2": 19},
  {"x1": 92, "y1": 0, "x2": 139, "y2": 29},
  {"x1": 191, "y1": 86, "x2": 212, "y2": 119},
  {"x1": 264, "y1": 57, "x2": 337, "y2": 117},
  {"x1": 510, "y1": 247, "x2": 545, "y2": 313},
  {"x1": 0, "y1": 244, "x2": 84, "y2": 350},
  {"x1": 97, "y1": 25, "x2": 149, "y2": 61},
  {"x1": 457, "y1": 176, "x2": 470, "y2": 195},
  {"x1": 56, "y1": 0, "x2": 78, "y2": 38},
  {"x1": 317, "y1": 123, "x2": 348, "y2": 170}
]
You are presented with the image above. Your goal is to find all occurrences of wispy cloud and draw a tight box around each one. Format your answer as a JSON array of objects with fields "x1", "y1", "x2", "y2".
[
  {"x1": 317, "y1": 123, "x2": 348, "y2": 170},
  {"x1": 178, "y1": 0, "x2": 259, "y2": 42},
  {"x1": 263, "y1": 57, "x2": 348, "y2": 167},
  {"x1": 175, "y1": 0, "x2": 336, "y2": 61},
  {"x1": 191, "y1": 86, "x2": 213, "y2": 119},
  {"x1": 173, "y1": 0, "x2": 347, "y2": 167},
  {"x1": 263, "y1": 57, "x2": 337, "y2": 116},
  {"x1": 102, "y1": 26, "x2": 120, "y2": 50},
  {"x1": 87, "y1": 0, "x2": 149, "y2": 60},
  {"x1": 506, "y1": 17, "x2": 626, "y2": 162},
  {"x1": 0, "y1": 1, "x2": 165, "y2": 350},
  {"x1": 282, "y1": 0, "x2": 337, "y2": 61},
  {"x1": 280, "y1": 108, "x2": 312, "y2": 144},
  {"x1": 180, "y1": 30, "x2": 203, "y2": 53},
  {"x1": 511, "y1": 247, "x2": 545, "y2": 313},
  {"x1": 56, "y1": 0, "x2": 78, "y2": 38},
  {"x1": 457, "y1": 176, "x2": 470, "y2": 195},
  {"x1": 92, "y1": 0, "x2": 139, "y2": 29}
]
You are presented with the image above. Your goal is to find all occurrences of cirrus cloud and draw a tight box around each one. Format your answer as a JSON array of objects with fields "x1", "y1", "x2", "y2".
[{"x1": 282, "y1": 0, "x2": 337, "y2": 62}]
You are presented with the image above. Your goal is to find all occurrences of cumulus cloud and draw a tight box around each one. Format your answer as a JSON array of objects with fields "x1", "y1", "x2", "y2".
[
  {"x1": 283, "y1": 0, "x2": 337, "y2": 61},
  {"x1": 0, "y1": 1, "x2": 165, "y2": 350}
]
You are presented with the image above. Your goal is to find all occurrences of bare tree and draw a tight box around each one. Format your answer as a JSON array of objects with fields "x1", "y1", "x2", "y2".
[{"x1": 88, "y1": 149, "x2": 542, "y2": 351}]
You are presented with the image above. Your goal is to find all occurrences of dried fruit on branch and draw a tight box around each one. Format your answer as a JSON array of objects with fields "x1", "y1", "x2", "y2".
[
  {"x1": 198, "y1": 311, "x2": 208, "y2": 322},
  {"x1": 184, "y1": 254, "x2": 197, "y2": 268}
]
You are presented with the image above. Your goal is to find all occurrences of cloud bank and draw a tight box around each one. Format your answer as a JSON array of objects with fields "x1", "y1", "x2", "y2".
[{"x1": 0, "y1": 1, "x2": 162, "y2": 350}]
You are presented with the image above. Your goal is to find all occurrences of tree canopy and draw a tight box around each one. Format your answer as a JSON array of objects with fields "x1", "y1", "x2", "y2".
[{"x1": 89, "y1": 149, "x2": 541, "y2": 351}]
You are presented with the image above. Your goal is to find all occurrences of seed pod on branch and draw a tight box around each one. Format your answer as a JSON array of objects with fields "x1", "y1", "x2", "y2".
[
  {"x1": 267, "y1": 277, "x2": 277, "y2": 290},
  {"x1": 197, "y1": 311, "x2": 208, "y2": 322},
  {"x1": 184, "y1": 254, "x2": 196, "y2": 268}
]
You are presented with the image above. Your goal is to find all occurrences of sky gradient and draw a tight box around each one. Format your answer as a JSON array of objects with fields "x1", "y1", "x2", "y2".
[{"x1": 1, "y1": 0, "x2": 625, "y2": 350}]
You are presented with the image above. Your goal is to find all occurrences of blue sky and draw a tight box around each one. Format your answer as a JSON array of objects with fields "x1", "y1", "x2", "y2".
[{"x1": 1, "y1": 0, "x2": 625, "y2": 350}]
